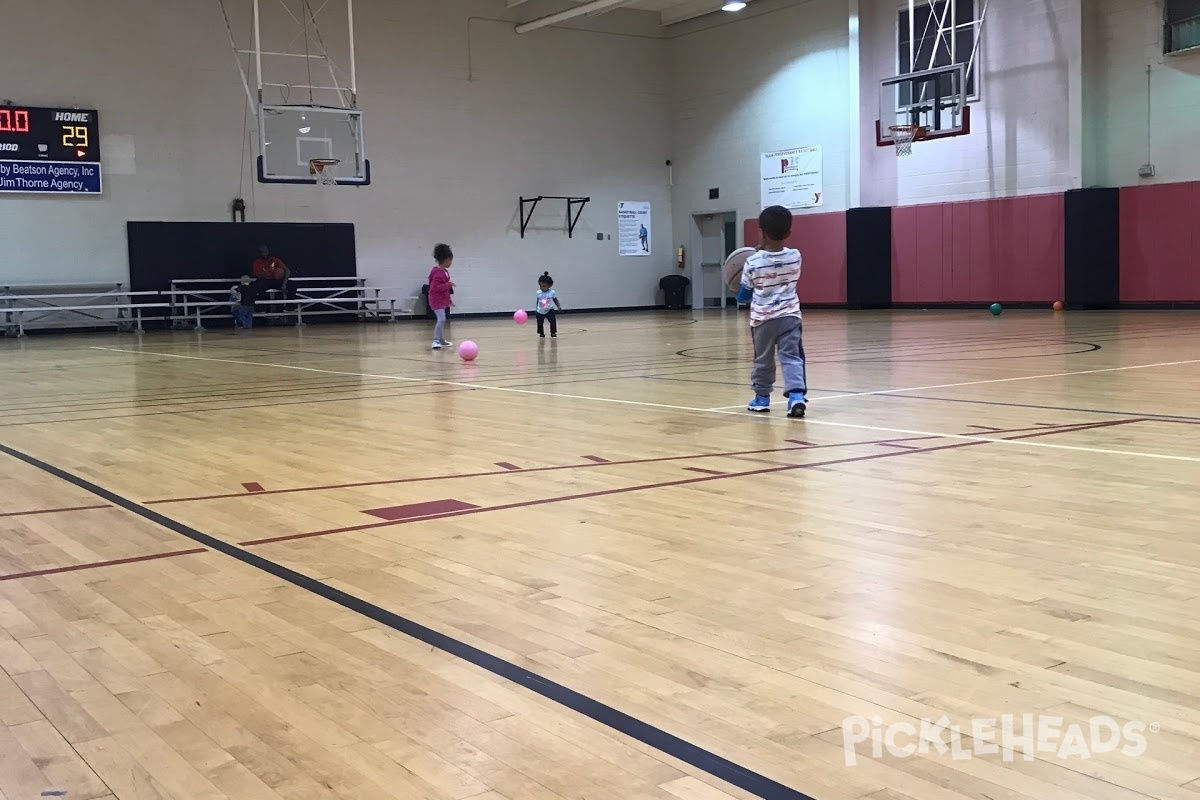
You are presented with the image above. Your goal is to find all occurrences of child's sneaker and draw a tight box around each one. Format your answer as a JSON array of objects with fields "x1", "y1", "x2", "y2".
[
  {"x1": 787, "y1": 395, "x2": 807, "y2": 418},
  {"x1": 747, "y1": 395, "x2": 771, "y2": 413},
  {"x1": 431, "y1": 341, "x2": 443, "y2": 349}
]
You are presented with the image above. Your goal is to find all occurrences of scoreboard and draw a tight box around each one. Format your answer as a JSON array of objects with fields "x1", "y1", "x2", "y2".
[{"x1": 0, "y1": 106, "x2": 102, "y2": 195}]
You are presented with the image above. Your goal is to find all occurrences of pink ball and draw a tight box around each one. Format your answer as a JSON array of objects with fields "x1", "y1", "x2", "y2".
[
  {"x1": 513, "y1": 309, "x2": 528, "y2": 325},
  {"x1": 458, "y1": 340, "x2": 479, "y2": 361}
]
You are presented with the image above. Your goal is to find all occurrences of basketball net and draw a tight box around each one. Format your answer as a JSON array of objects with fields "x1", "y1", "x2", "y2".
[
  {"x1": 309, "y1": 158, "x2": 340, "y2": 186},
  {"x1": 888, "y1": 125, "x2": 922, "y2": 157}
]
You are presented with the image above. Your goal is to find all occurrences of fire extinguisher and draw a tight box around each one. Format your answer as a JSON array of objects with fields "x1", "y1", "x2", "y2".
[{"x1": 676, "y1": 245, "x2": 685, "y2": 271}]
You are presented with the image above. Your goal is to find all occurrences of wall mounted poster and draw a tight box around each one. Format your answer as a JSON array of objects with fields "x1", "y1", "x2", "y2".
[
  {"x1": 618, "y1": 201, "x2": 651, "y2": 256},
  {"x1": 761, "y1": 145, "x2": 822, "y2": 209}
]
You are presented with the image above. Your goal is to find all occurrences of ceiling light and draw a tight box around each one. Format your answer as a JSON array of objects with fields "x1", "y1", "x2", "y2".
[{"x1": 722, "y1": 1, "x2": 747, "y2": 10}]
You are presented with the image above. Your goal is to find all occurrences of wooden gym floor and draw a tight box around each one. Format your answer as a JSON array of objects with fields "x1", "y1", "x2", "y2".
[{"x1": 0, "y1": 309, "x2": 1198, "y2": 800}]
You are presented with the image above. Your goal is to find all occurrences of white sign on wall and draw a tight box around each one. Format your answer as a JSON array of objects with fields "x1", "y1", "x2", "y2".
[
  {"x1": 761, "y1": 145, "x2": 823, "y2": 209},
  {"x1": 618, "y1": 201, "x2": 652, "y2": 257}
]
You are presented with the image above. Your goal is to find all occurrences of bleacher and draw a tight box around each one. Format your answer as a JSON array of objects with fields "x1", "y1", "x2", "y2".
[{"x1": 1, "y1": 278, "x2": 419, "y2": 337}]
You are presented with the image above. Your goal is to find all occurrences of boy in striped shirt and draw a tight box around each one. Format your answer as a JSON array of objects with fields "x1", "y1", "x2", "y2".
[{"x1": 736, "y1": 205, "x2": 808, "y2": 417}]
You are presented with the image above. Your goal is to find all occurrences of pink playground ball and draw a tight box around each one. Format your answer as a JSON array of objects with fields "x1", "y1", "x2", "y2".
[
  {"x1": 458, "y1": 340, "x2": 479, "y2": 361},
  {"x1": 514, "y1": 309, "x2": 528, "y2": 325}
]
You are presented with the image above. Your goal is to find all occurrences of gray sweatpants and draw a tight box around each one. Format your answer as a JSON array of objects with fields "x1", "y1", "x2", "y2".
[{"x1": 751, "y1": 315, "x2": 807, "y2": 397}]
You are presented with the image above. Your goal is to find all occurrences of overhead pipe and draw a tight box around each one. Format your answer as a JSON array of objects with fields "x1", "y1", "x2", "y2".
[{"x1": 515, "y1": 0, "x2": 635, "y2": 33}]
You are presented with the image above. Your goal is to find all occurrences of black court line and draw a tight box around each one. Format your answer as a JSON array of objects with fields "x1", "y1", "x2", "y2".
[{"x1": 0, "y1": 442, "x2": 814, "y2": 800}]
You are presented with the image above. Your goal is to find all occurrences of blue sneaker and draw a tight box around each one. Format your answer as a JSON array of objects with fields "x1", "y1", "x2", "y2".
[
  {"x1": 787, "y1": 395, "x2": 807, "y2": 418},
  {"x1": 747, "y1": 394, "x2": 771, "y2": 413}
]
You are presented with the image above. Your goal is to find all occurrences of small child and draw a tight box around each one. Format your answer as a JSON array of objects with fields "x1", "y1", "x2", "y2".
[
  {"x1": 534, "y1": 271, "x2": 562, "y2": 338},
  {"x1": 736, "y1": 205, "x2": 808, "y2": 417},
  {"x1": 230, "y1": 275, "x2": 260, "y2": 330},
  {"x1": 427, "y1": 244, "x2": 455, "y2": 349}
]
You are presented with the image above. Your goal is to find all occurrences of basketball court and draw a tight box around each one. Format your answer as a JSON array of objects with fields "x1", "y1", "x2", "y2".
[
  {"x1": 3, "y1": 0, "x2": 1200, "y2": 797},
  {"x1": 1, "y1": 308, "x2": 1199, "y2": 800}
]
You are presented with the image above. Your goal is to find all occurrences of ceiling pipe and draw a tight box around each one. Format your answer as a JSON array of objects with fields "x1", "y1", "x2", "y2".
[{"x1": 515, "y1": 0, "x2": 636, "y2": 33}]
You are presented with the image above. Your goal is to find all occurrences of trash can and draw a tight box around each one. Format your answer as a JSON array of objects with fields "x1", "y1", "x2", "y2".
[{"x1": 659, "y1": 274, "x2": 690, "y2": 310}]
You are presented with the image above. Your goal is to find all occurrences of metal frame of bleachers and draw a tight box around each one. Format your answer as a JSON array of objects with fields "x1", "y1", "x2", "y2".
[
  {"x1": 168, "y1": 277, "x2": 416, "y2": 329},
  {"x1": 0, "y1": 277, "x2": 419, "y2": 337},
  {"x1": 0, "y1": 284, "x2": 171, "y2": 336}
]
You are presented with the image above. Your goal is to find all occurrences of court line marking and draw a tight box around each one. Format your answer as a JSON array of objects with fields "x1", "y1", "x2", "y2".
[
  {"x1": 0, "y1": 504, "x2": 110, "y2": 518},
  {"x1": 91, "y1": 347, "x2": 1200, "y2": 464},
  {"x1": 0, "y1": 547, "x2": 205, "y2": 582},
  {"x1": 238, "y1": 419, "x2": 1140, "y2": 547},
  {"x1": 146, "y1": 420, "x2": 1073, "y2": 505},
  {"x1": 0, "y1": 441, "x2": 813, "y2": 800},
  {"x1": 708, "y1": 358, "x2": 1200, "y2": 408}
]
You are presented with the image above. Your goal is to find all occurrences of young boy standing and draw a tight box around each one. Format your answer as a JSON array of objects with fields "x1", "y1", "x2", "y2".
[{"x1": 737, "y1": 205, "x2": 808, "y2": 417}]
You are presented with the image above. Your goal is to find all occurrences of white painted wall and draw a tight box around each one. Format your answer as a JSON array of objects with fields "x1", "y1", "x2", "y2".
[
  {"x1": 667, "y1": 0, "x2": 853, "y2": 254},
  {"x1": 1083, "y1": 0, "x2": 1200, "y2": 187},
  {"x1": 858, "y1": 0, "x2": 1082, "y2": 205},
  {"x1": 0, "y1": 0, "x2": 674, "y2": 312}
]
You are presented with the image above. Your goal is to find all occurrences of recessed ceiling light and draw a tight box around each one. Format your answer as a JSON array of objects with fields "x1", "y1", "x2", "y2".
[{"x1": 722, "y1": 1, "x2": 747, "y2": 10}]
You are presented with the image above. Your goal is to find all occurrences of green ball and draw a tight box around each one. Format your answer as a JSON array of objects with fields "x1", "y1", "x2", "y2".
[{"x1": 989, "y1": 303, "x2": 1003, "y2": 316}]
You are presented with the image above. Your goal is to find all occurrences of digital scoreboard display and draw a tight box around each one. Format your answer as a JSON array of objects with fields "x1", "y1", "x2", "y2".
[{"x1": 0, "y1": 105, "x2": 102, "y2": 194}]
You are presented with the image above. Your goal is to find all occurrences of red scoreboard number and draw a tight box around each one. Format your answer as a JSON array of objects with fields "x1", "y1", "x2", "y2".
[{"x1": 0, "y1": 109, "x2": 32, "y2": 133}]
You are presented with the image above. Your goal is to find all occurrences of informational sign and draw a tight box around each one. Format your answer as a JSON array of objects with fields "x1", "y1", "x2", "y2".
[
  {"x1": 618, "y1": 201, "x2": 651, "y2": 257},
  {"x1": 761, "y1": 145, "x2": 821, "y2": 209},
  {"x1": 0, "y1": 161, "x2": 102, "y2": 194},
  {"x1": 0, "y1": 106, "x2": 102, "y2": 194}
]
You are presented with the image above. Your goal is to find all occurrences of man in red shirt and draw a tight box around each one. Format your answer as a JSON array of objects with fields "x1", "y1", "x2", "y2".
[{"x1": 251, "y1": 245, "x2": 290, "y2": 293}]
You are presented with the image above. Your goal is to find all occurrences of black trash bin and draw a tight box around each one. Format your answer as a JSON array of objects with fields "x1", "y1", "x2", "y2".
[{"x1": 659, "y1": 274, "x2": 690, "y2": 310}]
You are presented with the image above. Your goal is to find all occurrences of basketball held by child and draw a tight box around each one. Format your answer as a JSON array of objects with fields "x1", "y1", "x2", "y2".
[
  {"x1": 458, "y1": 341, "x2": 479, "y2": 361},
  {"x1": 722, "y1": 247, "x2": 757, "y2": 294}
]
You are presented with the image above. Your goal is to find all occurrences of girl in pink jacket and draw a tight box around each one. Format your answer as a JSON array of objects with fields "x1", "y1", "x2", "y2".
[{"x1": 427, "y1": 243, "x2": 454, "y2": 349}]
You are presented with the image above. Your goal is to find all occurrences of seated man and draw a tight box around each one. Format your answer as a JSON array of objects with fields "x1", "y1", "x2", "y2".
[{"x1": 251, "y1": 245, "x2": 291, "y2": 295}]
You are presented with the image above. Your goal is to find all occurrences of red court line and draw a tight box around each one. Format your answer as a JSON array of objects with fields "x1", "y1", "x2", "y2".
[
  {"x1": 495, "y1": 462, "x2": 522, "y2": 471},
  {"x1": 0, "y1": 548, "x2": 207, "y2": 582},
  {"x1": 239, "y1": 419, "x2": 1142, "y2": 547},
  {"x1": 877, "y1": 442, "x2": 919, "y2": 450},
  {"x1": 147, "y1": 432, "x2": 992, "y2": 506},
  {"x1": 0, "y1": 504, "x2": 110, "y2": 519},
  {"x1": 242, "y1": 482, "x2": 266, "y2": 493},
  {"x1": 583, "y1": 455, "x2": 611, "y2": 464},
  {"x1": 684, "y1": 467, "x2": 727, "y2": 476}
]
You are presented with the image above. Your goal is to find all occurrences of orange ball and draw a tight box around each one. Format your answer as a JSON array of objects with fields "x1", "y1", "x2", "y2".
[{"x1": 1053, "y1": 301, "x2": 1064, "y2": 311}]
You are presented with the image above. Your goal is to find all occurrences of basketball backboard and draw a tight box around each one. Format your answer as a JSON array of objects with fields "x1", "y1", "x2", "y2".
[
  {"x1": 258, "y1": 105, "x2": 370, "y2": 185},
  {"x1": 876, "y1": 64, "x2": 971, "y2": 147}
]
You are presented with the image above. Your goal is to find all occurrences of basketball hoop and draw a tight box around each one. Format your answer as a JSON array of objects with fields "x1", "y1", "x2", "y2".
[
  {"x1": 308, "y1": 158, "x2": 341, "y2": 186},
  {"x1": 888, "y1": 125, "x2": 924, "y2": 157}
]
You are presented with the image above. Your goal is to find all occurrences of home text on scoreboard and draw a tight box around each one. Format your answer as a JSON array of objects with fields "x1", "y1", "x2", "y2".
[{"x1": 0, "y1": 105, "x2": 102, "y2": 194}]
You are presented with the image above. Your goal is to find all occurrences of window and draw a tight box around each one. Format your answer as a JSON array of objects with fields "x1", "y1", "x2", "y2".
[
  {"x1": 897, "y1": 0, "x2": 979, "y2": 100},
  {"x1": 1166, "y1": 0, "x2": 1200, "y2": 53}
]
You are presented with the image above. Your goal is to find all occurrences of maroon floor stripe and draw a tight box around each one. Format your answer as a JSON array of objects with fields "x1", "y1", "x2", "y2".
[
  {"x1": 495, "y1": 462, "x2": 522, "y2": 471},
  {"x1": 786, "y1": 439, "x2": 818, "y2": 446},
  {"x1": 364, "y1": 499, "x2": 478, "y2": 521},
  {"x1": 0, "y1": 504, "x2": 110, "y2": 518},
  {"x1": 583, "y1": 455, "x2": 611, "y2": 463},
  {"x1": 684, "y1": 467, "x2": 727, "y2": 476},
  {"x1": 242, "y1": 482, "x2": 266, "y2": 493},
  {"x1": 240, "y1": 419, "x2": 1142, "y2": 547},
  {"x1": 0, "y1": 548, "x2": 207, "y2": 582},
  {"x1": 151, "y1": 421, "x2": 1093, "y2": 506},
  {"x1": 877, "y1": 442, "x2": 919, "y2": 450},
  {"x1": 967, "y1": 425, "x2": 1004, "y2": 431}
]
